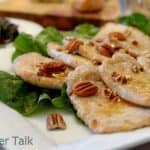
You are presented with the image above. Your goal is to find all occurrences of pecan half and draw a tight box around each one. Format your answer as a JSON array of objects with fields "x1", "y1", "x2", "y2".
[
  {"x1": 37, "y1": 61, "x2": 66, "y2": 77},
  {"x1": 98, "y1": 43, "x2": 112, "y2": 57},
  {"x1": 47, "y1": 113, "x2": 66, "y2": 130},
  {"x1": 73, "y1": 81, "x2": 98, "y2": 97},
  {"x1": 131, "y1": 64, "x2": 144, "y2": 73},
  {"x1": 91, "y1": 39, "x2": 121, "y2": 57},
  {"x1": 62, "y1": 38, "x2": 83, "y2": 53},
  {"x1": 111, "y1": 72, "x2": 131, "y2": 84},
  {"x1": 109, "y1": 32, "x2": 126, "y2": 41},
  {"x1": 104, "y1": 87, "x2": 120, "y2": 101}
]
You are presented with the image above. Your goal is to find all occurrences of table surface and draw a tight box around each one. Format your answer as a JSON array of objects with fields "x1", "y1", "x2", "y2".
[
  {"x1": 0, "y1": 142, "x2": 150, "y2": 150},
  {"x1": 132, "y1": 142, "x2": 150, "y2": 150}
]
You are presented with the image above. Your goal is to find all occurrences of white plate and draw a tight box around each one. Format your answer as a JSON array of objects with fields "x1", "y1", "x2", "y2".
[{"x1": 0, "y1": 18, "x2": 150, "y2": 150}]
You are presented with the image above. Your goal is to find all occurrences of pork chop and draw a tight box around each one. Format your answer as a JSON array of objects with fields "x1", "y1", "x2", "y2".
[
  {"x1": 13, "y1": 52, "x2": 70, "y2": 89},
  {"x1": 93, "y1": 23, "x2": 150, "y2": 57},
  {"x1": 99, "y1": 53, "x2": 150, "y2": 107},
  {"x1": 67, "y1": 65, "x2": 150, "y2": 133}
]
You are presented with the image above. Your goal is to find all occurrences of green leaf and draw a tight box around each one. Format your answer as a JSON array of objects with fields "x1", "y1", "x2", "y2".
[
  {"x1": 23, "y1": 92, "x2": 39, "y2": 115},
  {"x1": 0, "y1": 71, "x2": 39, "y2": 115},
  {"x1": 119, "y1": 12, "x2": 150, "y2": 36},
  {"x1": 0, "y1": 71, "x2": 53, "y2": 116},
  {"x1": 12, "y1": 32, "x2": 44, "y2": 61},
  {"x1": 0, "y1": 71, "x2": 24, "y2": 102},
  {"x1": 61, "y1": 83, "x2": 67, "y2": 98},
  {"x1": 51, "y1": 96, "x2": 67, "y2": 109},
  {"x1": 38, "y1": 93, "x2": 51, "y2": 104},
  {"x1": 12, "y1": 24, "x2": 99, "y2": 61},
  {"x1": 12, "y1": 27, "x2": 64, "y2": 61},
  {"x1": 62, "y1": 24, "x2": 100, "y2": 39},
  {"x1": 51, "y1": 83, "x2": 71, "y2": 109},
  {"x1": 11, "y1": 49, "x2": 23, "y2": 61},
  {"x1": 13, "y1": 33, "x2": 35, "y2": 53},
  {"x1": 74, "y1": 23, "x2": 100, "y2": 39},
  {"x1": 35, "y1": 27, "x2": 64, "y2": 55}
]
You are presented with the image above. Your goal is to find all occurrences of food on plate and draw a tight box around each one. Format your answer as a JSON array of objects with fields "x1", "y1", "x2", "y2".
[
  {"x1": 48, "y1": 43, "x2": 93, "y2": 68},
  {"x1": 78, "y1": 43, "x2": 109, "y2": 65},
  {"x1": 47, "y1": 113, "x2": 66, "y2": 130},
  {"x1": 73, "y1": 81, "x2": 98, "y2": 97},
  {"x1": 13, "y1": 52, "x2": 71, "y2": 89},
  {"x1": 67, "y1": 65, "x2": 150, "y2": 133},
  {"x1": 0, "y1": 18, "x2": 18, "y2": 44},
  {"x1": 0, "y1": 70, "x2": 70, "y2": 115},
  {"x1": 0, "y1": 13, "x2": 150, "y2": 134},
  {"x1": 137, "y1": 51, "x2": 150, "y2": 73},
  {"x1": 93, "y1": 23, "x2": 150, "y2": 58},
  {"x1": 12, "y1": 24, "x2": 99, "y2": 61},
  {"x1": 61, "y1": 37, "x2": 84, "y2": 54},
  {"x1": 73, "y1": 0, "x2": 104, "y2": 12},
  {"x1": 99, "y1": 53, "x2": 150, "y2": 107}
]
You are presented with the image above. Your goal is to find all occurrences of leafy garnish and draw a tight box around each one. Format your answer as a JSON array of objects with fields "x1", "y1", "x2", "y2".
[
  {"x1": 12, "y1": 27, "x2": 63, "y2": 61},
  {"x1": 0, "y1": 71, "x2": 72, "y2": 116},
  {"x1": 119, "y1": 12, "x2": 150, "y2": 36},
  {"x1": 35, "y1": 27, "x2": 64, "y2": 55},
  {"x1": 12, "y1": 23, "x2": 99, "y2": 61},
  {"x1": 12, "y1": 33, "x2": 45, "y2": 61},
  {"x1": 0, "y1": 71, "x2": 39, "y2": 115},
  {"x1": 74, "y1": 23, "x2": 100, "y2": 38},
  {"x1": 51, "y1": 83, "x2": 71, "y2": 109},
  {"x1": 63, "y1": 23, "x2": 100, "y2": 39}
]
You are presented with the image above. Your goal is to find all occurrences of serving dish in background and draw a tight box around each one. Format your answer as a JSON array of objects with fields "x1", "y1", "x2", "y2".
[{"x1": 0, "y1": 0, "x2": 120, "y2": 29}]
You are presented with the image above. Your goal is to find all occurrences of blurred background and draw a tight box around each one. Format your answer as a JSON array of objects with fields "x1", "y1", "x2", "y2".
[{"x1": 0, "y1": 0, "x2": 149, "y2": 29}]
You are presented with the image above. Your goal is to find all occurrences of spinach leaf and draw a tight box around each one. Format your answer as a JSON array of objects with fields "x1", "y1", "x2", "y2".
[
  {"x1": 14, "y1": 33, "x2": 35, "y2": 53},
  {"x1": 0, "y1": 71, "x2": 23, "y2": 102},
  {"x1": 51, "y1": 83, "x2": 71, "y2": 109},
  {"x1": 35, "y1": 27, "x2": 63, "y2": 54},
  {"x1": 119, "y1": 12, "x2": 150, "y2": 36},
  {"x1": 0, "y1": 71, "x2": 41, "y2": 115},
  {"x1": 12, "y1": 24, "x2": 99, "y2": 61},
  {"x1": 38, "y1": 93, "x2": 51, "y2": 104},
  {"x1": 0, "y1": 71, "x2": 73, "y2": 116},
  {"x1": 12, "y1": 27, "x2": 64, "y2": 61},
  {"x1": 0, "y1": 71, "x2": 51, "y2": 115},
  {"x1": 63, "y1": 23, "x2": 100, "y2": 39},
  {"x1": 74, "y1": 23, "x2": 100, "y2": 38},
  {"x1": 12, "y1": 33, "x2": 42, "y2": 61}
]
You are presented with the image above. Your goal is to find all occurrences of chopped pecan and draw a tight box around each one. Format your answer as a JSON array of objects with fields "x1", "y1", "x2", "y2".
[
  {"x1": 104, "y1": 87, "x2": 120, "y2": 101},
  {"x1": 109, "y1": 32, "x2": 126, "y2": 41},
  {"x1": 125, "y1": 51, "x2": 137, "y2": 58},
  {"x1": 73, "y1": 81, "x2": 98, "y2": 97},
  {"x1": 92, "y1": 59, "x2": 102, "y2": 65},
  {"x1": 132, "y1": 40, "x2": 139, "y2": 46},
  {"x1": 62, "y1": 38, "x2": 83, "y2": 53},
  {"x1": 111, "y1": 72, "x2": 131, "y2": 84},
  {"x1": 131, "y1": 64, "x2": 144, "y2": 73},
  {"x1": 37, "y1": 61, "x2": 66, "y2": 77},
  {"x1": 98, "y1": 43, "x2": 113, "y2": 57},
  {"x1": 47, "y1": 113, "x2": 66, "y2": 130}
]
